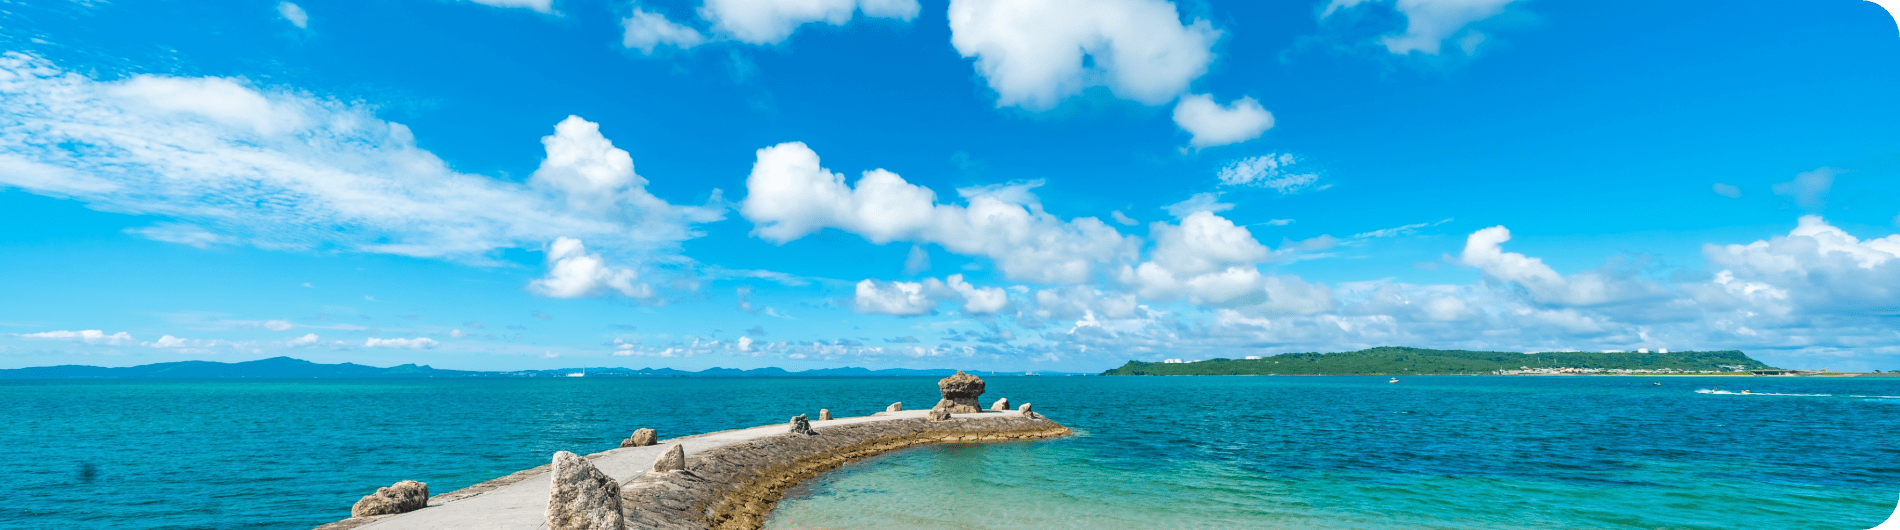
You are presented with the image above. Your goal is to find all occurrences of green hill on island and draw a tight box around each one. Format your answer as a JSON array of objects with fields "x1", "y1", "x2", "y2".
[{"x1": 1100, "y1": 347, "x2": 1775, "y2": 376}]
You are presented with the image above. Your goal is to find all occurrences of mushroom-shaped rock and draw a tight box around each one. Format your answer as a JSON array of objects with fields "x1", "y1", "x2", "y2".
[
  {"x1": 937, "y1": 371, "x2": 986, "y2": 413},
  {"x1": 620, "y1": 428, "x2": 656, "y2": 448},
  {"x1": 990, "y1": 398, "x2": 1010, "y2": 411},
  {"x1": 1017, "y1": 403, "x2": 1032, "y2": 414},
  {"x1": 652, "y1": 444, "x2": 685, "y2": 473},
  {"x1": 927, "y1": 408, "x2": 952, "y2": 421},
  {"x1": 819, "y1": 409, "x2": 833, "y2": 421},
  {"x1": 886, "y1": 402, "x2": 903, "y2": 412},
  {"x1": 790, "y1": 414, "x2": 815, "y2": 435},
  {"x1": 350, "y1": 480, "x2": 429, "y2": 517},
  {"x1": 546, "y1": 451, "x2": 624, "y2": 530}
]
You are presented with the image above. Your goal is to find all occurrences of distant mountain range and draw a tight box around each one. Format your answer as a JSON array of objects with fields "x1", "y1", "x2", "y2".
[{"x1": 0, "y1": 356, "x2": 1066, "y2": 379}]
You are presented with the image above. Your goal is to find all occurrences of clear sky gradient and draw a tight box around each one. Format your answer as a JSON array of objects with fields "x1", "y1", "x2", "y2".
[{"x1": 3, "y1": 0, "x2": 1898, "y2": 371}]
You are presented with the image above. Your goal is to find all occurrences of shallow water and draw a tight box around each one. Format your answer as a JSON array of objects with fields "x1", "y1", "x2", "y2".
[
  {"x1": 764, "y1": 376, "x2": 1900, "y2": 530},
  {"x1": 2, "y1": 376, "x2": 1896, "y2": 529}
]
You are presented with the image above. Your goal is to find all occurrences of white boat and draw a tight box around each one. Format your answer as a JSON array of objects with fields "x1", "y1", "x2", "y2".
[
  {"x1": 1870, "y1": 493, "x2": 1900, "y2": 530},
  {"x1": 1389, "y1": 377, "x2": 1399, "y2": 383},
  {"x1": 567, "y1": 368, "x2": 585, "y2": 377}
]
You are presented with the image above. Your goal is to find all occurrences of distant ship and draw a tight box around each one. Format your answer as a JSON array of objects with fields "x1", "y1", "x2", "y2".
[
  {"x1": 1024, "y1": 372, "x2": 1040, "y2": 376},
  {"x1": 567, "y1": 368, "x2": 585, "y2": 378},
  {"x1": 1389, "y1": 377, "x2": 1399, "y2": 383}
]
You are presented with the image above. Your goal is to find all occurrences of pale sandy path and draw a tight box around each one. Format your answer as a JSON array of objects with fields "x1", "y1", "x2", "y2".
[{"x1": 331, "y1": 409, "x2": 1014, "y2": 530}]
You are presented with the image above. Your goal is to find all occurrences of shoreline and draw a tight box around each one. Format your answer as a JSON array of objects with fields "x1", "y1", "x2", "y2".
[{"x1": 314, "y1": 409, "x2": 1069, "y2": 530}]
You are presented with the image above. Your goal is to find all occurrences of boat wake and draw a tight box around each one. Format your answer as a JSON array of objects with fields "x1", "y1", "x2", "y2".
[{"x1": 1694, "y1": 389, "x2": 1900, "y2": 399}]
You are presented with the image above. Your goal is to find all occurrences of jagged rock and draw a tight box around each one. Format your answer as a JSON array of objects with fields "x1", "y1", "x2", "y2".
[
  {"x1": 886, "y1": 402, "x2": 902, "y2": 412},
  {"x1": 819, "y1": 409, "x2": 832, "y2": 421},
  {"x1": 546, "y1": 451, "x2": 624, "y2": 530},
  {"x1": 937, "y1": 371, "x2": 985, "y2": 413},
  {"x1": 620, "y1": 428, "x2": 656, "y2": 448},
  {"x1": 350, "y1": 480, "x2": 428, "y2": 517},
  {"x1": 1017, "y1": 403, "x2": 1032, "y2": 414},
  {"x1": 927, "y1": 408, "x2": 952, "y2": 421},
  {"x1": 1023, "y1": 411, "x2": 1043, "y2": 420},
  {"x1": 990, "y1": 398, "x2": 1010, "y2": 411},
  {"x1": 790, "y1": 414, "x2": 815, "y2": 435},
  {"x1": 652, "y1": 444, "x2": 685, "y2": 473}
]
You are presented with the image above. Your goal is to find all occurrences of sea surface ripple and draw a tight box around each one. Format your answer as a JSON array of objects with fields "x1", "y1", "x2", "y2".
[{"x1": 2, "y1": 376, "x2": 1896, "y2": 529}]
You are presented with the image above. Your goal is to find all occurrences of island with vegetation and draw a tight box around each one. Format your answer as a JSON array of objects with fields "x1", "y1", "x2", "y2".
[{"x1": 1100, "y1": 347, "x2": 1777, "y2": 376}]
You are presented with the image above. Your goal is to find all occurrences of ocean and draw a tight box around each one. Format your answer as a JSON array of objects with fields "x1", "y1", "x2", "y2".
[{"x1": 3, "y1": 376, "x2": 1896, "y2": 529}]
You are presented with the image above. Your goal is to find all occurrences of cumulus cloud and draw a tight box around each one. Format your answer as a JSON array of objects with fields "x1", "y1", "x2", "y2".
[
  {"x1": 1217, "y1": 154, "x2": 1319, "y2": 193},
  {"x1": 0, "y1": 55, "x2": 721, "y2": 269},
  {"x1": 853, "y1": 274, "x2": 1009, "y2": 315},
  {"x1": 701, "y1": 0, "x2": 919, "y2": 44},
  {"x1": 947, "y1": 0, "x2": 1219, "y2": 110},
  {"x1": 1772, "y1": 167, "x2": 1841, "y2": 211},
  {"x1": 277, "y1": 2, "x2": 308, "y2": 29},
  {"x1": 1120, "y1": 211, "x2": 1272, "y2": 305},
  {"x1": 622, "y1": 7, "x2": 706, "y2": 54},
  {"x1": 365, "y1": 337, "x2": 438, "y2": 349},
  {"x1": 287, "y1": 333, "x2": 321, "y2": 347},
  {"x1": 1173, "y1": 94, "x2": 1274, "y2": 148},
  {"x1": 1323, "y1": 0, "x2": 1524, "y2": 55},
  {"x1": 529, "y1": 237, "x2": 651, "y2": 298},
  {"x1": 1703, "y1": 215, "x2": 1900, "y2": 313},
  {"x1": 465, "y1": 0, "x2": 554, "y2": 13},
  {"x1": 739, "y1": 142, "x2": 1136, "y2": 283},
  {"x1": 1460, "y1": 226, "x2": 1666, "y2": 306},
  {"x1": 16, "y1": 330, "x2": 135, "y2": 346}
]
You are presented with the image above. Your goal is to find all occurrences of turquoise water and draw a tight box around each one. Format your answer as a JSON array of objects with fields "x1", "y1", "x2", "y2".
[{"x1": 3, "y1": 376, "x2": 1897, "y2": 529}]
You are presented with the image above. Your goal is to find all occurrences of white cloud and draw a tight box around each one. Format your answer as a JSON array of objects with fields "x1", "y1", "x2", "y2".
[
  {"x1": 1323, "y1": 0, "x2": 1524, "y2": 55},
  {"x1": 946, "y1": 274, "x2": 1009, "y2": 313},
  {"x1": 1173, "y1": 94, "x2": 1274, "y2": 148},
  {"x1": 737, "y1": 335, "x2": 754, "y2": 351},
  {"x1": 1120, "y1": 211, "x2": 1272, "y2": 305},
  {"x1": 739, "y1": 142, "x2": 1136, "y2": 283},
  {"x1": 1217, "y1": 154, "x2": 1319, "y2": 193},
  {"x1": 288, "y1": 333, "x2": 321, "y2": 347},
  {"x1": 1110, "y1": 211, "x2": 1139, "y2": 226},
  {"x1": 1162, "y1": 192, "x2": 1232, "y2": 219},
  {"x1": 365, "y1": 337, "x2": 439, "y2": 349},
  {"x1": 903, "y1": 245, "x2": 930, "y2": 275},
  {"x1": 1713, "y1": 183, "x2": 1742, "y2": 198},
  {"x1": 529, "y1": 237, "x2": 651, "y2": 298},
  {"x1": 1353, "y1": 218, "x2": 1451, "y2": 239},
  {"x1": 0, "y1": 55, "x2": 721, "y2": 269},
  {"x1": 127, "y1": 223, "x2": 230, "y2": 249},
  {"x1": 947, "y1": 0, "x2": 1219, "y2": 110},
  {"x1": 701, "y1": 0, "x2": 920, "y2": 45},
  {"x1": 854, "y1": 279, "x2": 938, "y2": 316},
  {"x1": 277, "y1": 2, "x2": 308, "y2": 29},
  {"x1": 464, "y1": 0, "x2": 554, "y2": 13},
  {"x1": 262, "y1": 320, "x2": 294, "y2": 331},
  {"x1": 17, "y1": 330, "x2": 135, "y2": 346},
  {"x1": 1772, "y1": 167, "x2": 1841, "y2": 211},
  {"x1": 1460, "y1": 225, "x2": 1665, "y2": 306},
  {"x1": 622, "y1": 7, "x2": 706, "y2": 54},
  {"x1": 1703, "y1": 215, "x2": 1900, "y2": 312}
]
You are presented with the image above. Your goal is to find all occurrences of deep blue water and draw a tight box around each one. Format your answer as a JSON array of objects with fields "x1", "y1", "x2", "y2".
[{"x1": 3, "y1": 376, "x2": 1897, "y2": 529}]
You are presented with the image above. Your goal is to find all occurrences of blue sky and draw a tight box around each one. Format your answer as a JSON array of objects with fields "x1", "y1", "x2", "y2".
[{"x1": 2, "y1": 0, "x2": 1898, "y2": 371}]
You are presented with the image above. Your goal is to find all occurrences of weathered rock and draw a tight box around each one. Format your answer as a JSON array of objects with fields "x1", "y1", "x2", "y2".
[
  {"x1": 652, "y1": 444, "x2": 685, "y2": 473},
  {"x1": 546, "y1": 451, "x2": 624, "y2": 530},
  {"x1": 927, "y1": 408, "x2": 953, "y2": 421},
  {"x1": 990, "y1": 398, "x2": 1010, "y2": 411},
  {"x1": 937, "y1": 371, "x2": 985, "y2": 413},
  {"x1": 790, "y1": 414, "x2": 817, "y2": 435},
  {"x1": 350, "y1": 480, "x2": 428, "y2": 517},
  {"x1": 819, "y1": 409, "x2": 832, "y2": 421},
  {"x1": 620, "y1": 428, "x2": 656, "y2": 448},
  {"x1": 1017, "y1": 402, "x2": 1032, "y2": 413},
  {"x1": 886, "y1": 402, "x2": 903, "y2": 412},
  {"x1": 1023, "y1": 411, "x2": 1043, "y2": 420}
]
